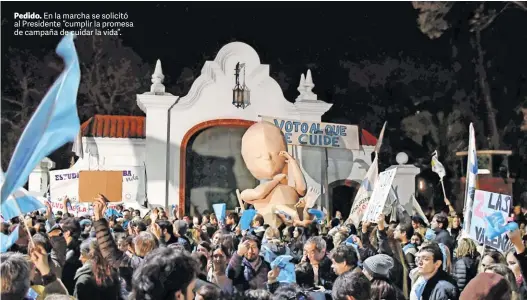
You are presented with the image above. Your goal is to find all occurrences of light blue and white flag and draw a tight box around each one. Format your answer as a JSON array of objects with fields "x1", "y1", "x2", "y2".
[
  {"x1": 1, "y1": 33, "x2": 81, "y2": 205},
  {"x1": 463, "y1": 123, "x2": 478, "y2": 235}
]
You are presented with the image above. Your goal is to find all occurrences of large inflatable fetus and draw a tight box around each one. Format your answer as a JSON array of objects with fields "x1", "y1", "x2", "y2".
[{"x1": 238, "y1": 121, "x2": 307, "y2": 227}]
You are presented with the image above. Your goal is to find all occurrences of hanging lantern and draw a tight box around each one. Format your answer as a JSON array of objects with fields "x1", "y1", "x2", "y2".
[{"x1": 232, "y1": 62, "x2": 250, "y2": 109}]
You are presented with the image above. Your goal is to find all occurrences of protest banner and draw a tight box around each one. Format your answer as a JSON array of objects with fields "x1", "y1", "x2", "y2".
[
  {"x1": 469, "y1": 190, "x2": 513, "y2": 253},
  {"x1": 260, "y1": 116, "x2": 360, "y2": 150},
  {"x1": 362, "y1": 168, "x2": 397, "y2": 223},
  {"x1": 346, "y1": 156, "x2": 379, "y2": 226},
  {"x1": 50, "y1": 167, "x2": 145, "y2": 204}
]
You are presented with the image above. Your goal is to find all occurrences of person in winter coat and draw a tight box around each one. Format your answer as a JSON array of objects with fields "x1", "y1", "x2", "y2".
[
  {"x1": 29, "y1": 232, "x2": 66, "y2": 287},
  {"x1": 412, "y1": 243, "x2": 459, "y2": 300},
  {"x1": 58, "y1": 217, "x2": 83, "y2": 295},
  {"x1": 74, "y1": 238, "x2": 120, "y2": 300},
  {"x1": 227, "y1": 234, "x2": 271, "y2": 291},
  {"x1": 452, "y1": 238, "x2": 479, "y2": 292},
  {"x1": 430, "y1": 213, "x2": 454, "y2": 253}
]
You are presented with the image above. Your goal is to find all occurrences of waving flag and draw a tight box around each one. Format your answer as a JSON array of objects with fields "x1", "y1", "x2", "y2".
[
  {"x1": 463, "y1": 123, "x2": 478, "y2": 234},
  {"x1": 0, "y1": 225, "x2": 20, "y2": 253},
  {"x1": 374, "y1": 122, "x2": 387, "y2": 154},
  {"x1": 1, "y1": 33, "x2": 81, "y2": 204},
  {"x1": 0, "y1": 172, "x2": 45, "y2": 220},
  {"x1": 346, "y1": 155, "x2": 379, "y2": 227},
  {"x1": 431, "y1": 151, "x2": 446, "y2": 179}
]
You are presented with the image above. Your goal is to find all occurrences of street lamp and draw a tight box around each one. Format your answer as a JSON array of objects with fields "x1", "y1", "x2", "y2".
[{"x1": 233, "y1": 62, "x2": 250, "y2": 109}]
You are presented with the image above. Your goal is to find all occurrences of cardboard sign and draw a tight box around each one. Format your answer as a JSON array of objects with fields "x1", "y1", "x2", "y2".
[
  {"x1": 362, "y1": 168, "x2": 397, "y2": 223},
  {"x1": 78, "y1": 171, "x2": 123, "y2": 202},
  {"x1": 469, "y1": 190, "x2": 513, "y2": 253}
]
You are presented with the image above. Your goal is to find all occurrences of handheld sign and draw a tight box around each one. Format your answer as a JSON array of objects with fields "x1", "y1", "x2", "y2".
[
  {"x1": 78, "y1": 171, "x2": 123, "y2": 202},
  {"x1": 213, "y1": 203, "x2": 227, "y2": 224},
  {"x1": 239, "y1": 209, "x2": 257, "y2": 231},
  {"x1": 362, "y1": 168, "x2": 397, "y2": 223},
  {"x1": 469, "y1": 190, "x2": 513, "y2": 252}
]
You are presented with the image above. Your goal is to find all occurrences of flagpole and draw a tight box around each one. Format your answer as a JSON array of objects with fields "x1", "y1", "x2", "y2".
[
  {"x1": 10, "y1": 197, "x2": 34, "y2": 246},
  {"x1": 440, "y1": 179, "x2": 447, "y2": 199}
]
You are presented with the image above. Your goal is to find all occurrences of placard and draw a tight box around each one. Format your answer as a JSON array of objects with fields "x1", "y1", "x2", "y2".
[
  {"x1": 260, "y1": 116, "x2": 360, "y2": 150},
  {"x1": 49, "y1": 168, "x2": 145, "y2": 204},
  {"x1": 469, "y1": 190, "x2": 513, "y2": 253},
  {"x1": 362, "y1": 168, "x2": 397, "y2": 223},
  {"x1": 79, "y1": 171, "x2": 123, "y2": 202}
]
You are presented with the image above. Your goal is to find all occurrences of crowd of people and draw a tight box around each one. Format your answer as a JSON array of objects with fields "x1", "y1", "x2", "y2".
[{"x1": 2, "y1": 194, "x2": 527, "y2": 300}]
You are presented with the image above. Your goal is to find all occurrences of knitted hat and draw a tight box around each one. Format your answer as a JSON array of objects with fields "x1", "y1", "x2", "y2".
[
  {"x1": 363, "y1": 254, "x2": 394, "y2": 278},
  {"x1": 460, "y1": 273, "x2": 511, "y2": 300}
]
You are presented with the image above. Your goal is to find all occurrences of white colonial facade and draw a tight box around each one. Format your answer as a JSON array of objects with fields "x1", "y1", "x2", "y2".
[{"x1": 30, "y1": 42, "x2": 392, "y2": 217}]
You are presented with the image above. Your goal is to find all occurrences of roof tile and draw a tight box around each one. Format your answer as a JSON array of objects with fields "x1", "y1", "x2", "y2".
[{"x1": 81, "y1": 115, "x2": 146, "y2": 138}]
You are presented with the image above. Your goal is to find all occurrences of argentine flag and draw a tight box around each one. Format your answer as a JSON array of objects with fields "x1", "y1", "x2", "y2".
[{"x1": 1, "y1": 33, "x2": 81, "y2": 205}]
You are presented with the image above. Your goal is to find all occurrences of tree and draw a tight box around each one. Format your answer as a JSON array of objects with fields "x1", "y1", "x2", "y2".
[
  {"x1": 335, "y1": 55, "x2": 459, "y2": 131},
  {"x1": 67, "y1": 35, "x2": 151, "y2": 119},
  {"x1": 1, "y1": 35, "x2": 151, "y2": 168},
  {"x1": 412, "y1": 1, "x2": 527, "y2": 149},
  {"x1": 1, "y1": 48, "x2": 59, "y2": 169}
]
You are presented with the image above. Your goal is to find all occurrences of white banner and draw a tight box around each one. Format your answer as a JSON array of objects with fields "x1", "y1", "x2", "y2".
[
  {"x1": 260, "y1": 116, "x2": 360, "y2": 150},
  {"x1": 49, "y1": 167, "x2": 145, "y2": 204},
  {"x1": 346, "y1": 156, "x2": 379, "y2": 226},
  {"x1": 362, "y1": 168, "x2": 397, "y2": 223}
]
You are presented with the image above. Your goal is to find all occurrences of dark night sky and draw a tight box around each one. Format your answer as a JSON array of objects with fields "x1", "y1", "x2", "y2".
[{"x1": 2, "y1": 1, "x2": 456, "y2": 94}]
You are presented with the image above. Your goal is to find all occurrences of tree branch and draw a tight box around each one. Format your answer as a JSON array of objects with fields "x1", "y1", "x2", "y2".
[
  {"x1": 512, "y1": 1, "x2": 527, "y2": 11},
  {"x1": 1, "y1": 97, "x2": 23, "y2": 107},
  {"x1": 1, "y1": 117, "x2": 21, "y2": 130}
]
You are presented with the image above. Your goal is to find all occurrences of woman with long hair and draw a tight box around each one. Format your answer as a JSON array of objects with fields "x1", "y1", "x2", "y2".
[
  {"x1": 452, "y1": 238, "x2": 479, "y2": 291},
  {"x1": 74, "y1": 238, "x2": 120, "y2": 299},
  {"x1": 207, "y1": 244, "x2": 234, "y2": 296},
  {"x1": 288, "y1": 227, "x2": 306, "y2": 262},
  {"x1": 362, "y1": 254, "x2": 405, "y2": 300},
  {"x1": 478, "y1": 249, "x2": 506, "y2": 273}
]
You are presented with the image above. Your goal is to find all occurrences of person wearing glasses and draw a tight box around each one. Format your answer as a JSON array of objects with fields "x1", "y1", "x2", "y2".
[{"x1": 411, "y1": 243, "x2": 459, "y2": 300}]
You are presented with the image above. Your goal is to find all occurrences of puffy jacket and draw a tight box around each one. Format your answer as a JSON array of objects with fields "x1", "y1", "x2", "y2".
[{"x1": 452, "y1": 256, "x2": 478, "y2": 292}]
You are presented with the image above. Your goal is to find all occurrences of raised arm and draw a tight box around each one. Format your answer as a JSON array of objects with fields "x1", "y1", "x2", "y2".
[{"x1": 279, "y1": 151, "x2": 307, "y2": 197}]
